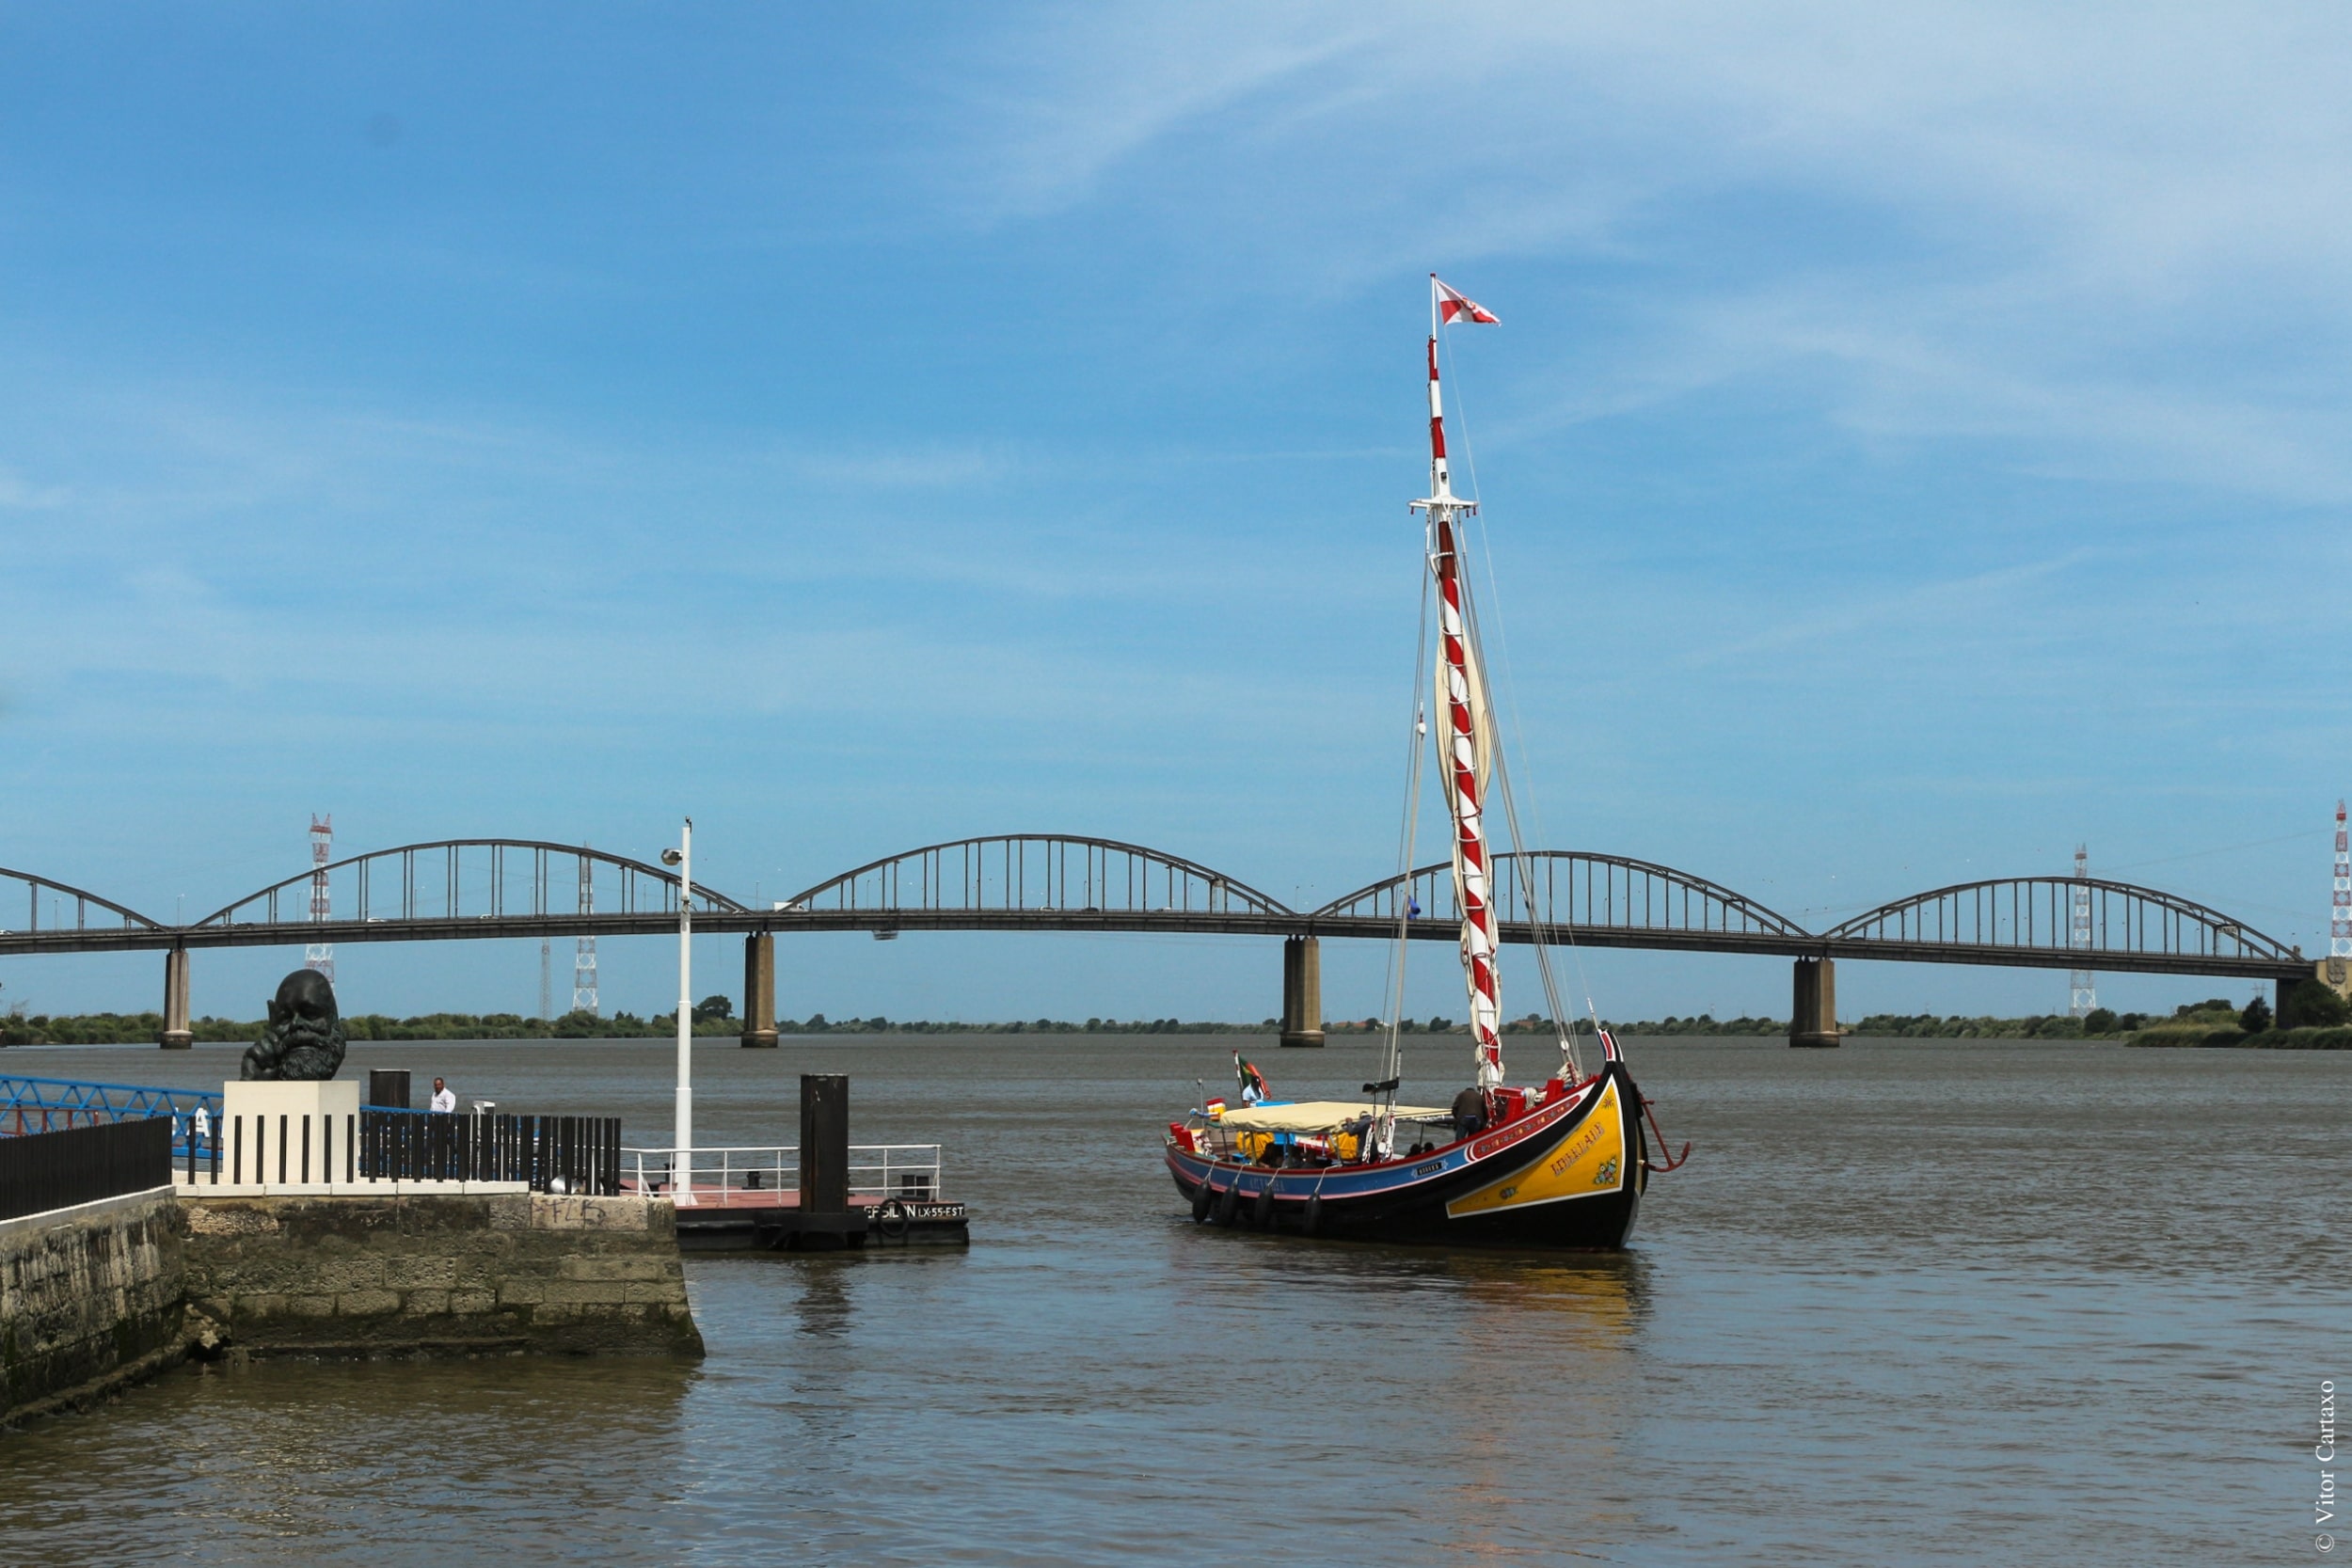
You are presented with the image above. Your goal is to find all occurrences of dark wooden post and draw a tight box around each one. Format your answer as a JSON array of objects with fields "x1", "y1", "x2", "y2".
[{"x1": 800, "y1": 1074, "x2": 850, "y2": 1217}]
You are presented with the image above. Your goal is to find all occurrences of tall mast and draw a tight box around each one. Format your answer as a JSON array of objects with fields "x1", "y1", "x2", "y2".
[{"x1": 1411, "y1": 276, "x2": 1504, "y2": 1088}]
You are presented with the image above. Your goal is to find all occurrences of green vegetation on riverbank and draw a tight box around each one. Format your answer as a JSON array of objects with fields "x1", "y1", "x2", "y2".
[{"x1": 6, "y1": 984, "x2": 2344, "y2": 1048}]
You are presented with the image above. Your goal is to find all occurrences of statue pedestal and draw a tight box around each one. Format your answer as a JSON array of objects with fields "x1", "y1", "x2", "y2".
[{"x1": 220, "y1": 1080, "x2": 361, "y2": 1187}]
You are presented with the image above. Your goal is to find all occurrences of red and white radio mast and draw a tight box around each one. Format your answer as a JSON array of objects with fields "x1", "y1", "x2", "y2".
[
  {"x1": 2331, "y1": 800, "x2": 2349, "y2": 960},
  {"x1": 305, "y1": 814, "x2": 334, "y2": 984}
]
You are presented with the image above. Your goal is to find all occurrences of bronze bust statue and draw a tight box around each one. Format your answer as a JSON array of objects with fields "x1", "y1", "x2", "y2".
[{"x1": 241, "y1": 969, "x2": 348, "y2": 1081}]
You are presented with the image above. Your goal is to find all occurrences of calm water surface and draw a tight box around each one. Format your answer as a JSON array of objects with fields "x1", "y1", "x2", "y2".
[{"x1": 0, "y1": 1034, "x2": 2340, "y2": 1565}]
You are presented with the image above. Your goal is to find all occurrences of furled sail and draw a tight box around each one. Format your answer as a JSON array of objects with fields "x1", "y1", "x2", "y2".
[{"x1": 1414, "y1": 279, "x2": 1507, "y2": 1089}]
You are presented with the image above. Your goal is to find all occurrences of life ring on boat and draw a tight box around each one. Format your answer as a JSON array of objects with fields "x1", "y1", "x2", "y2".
[
  {"x1": 1191, "y1": 1181, "x2": 1215, "y2": 1223},
  {"x1": 875, "y1": 1198, "x2": 910, "y2": 1239}
]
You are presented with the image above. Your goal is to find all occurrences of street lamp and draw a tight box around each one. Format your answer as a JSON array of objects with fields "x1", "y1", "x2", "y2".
[{"x1": 660, "y1": 820, "x2": 692, "y2": 1203}]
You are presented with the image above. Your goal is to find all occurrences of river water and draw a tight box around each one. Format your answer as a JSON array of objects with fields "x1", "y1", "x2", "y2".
[{"x1": 0, "y1": 1033, "x2": 2339, "y2": 1564}]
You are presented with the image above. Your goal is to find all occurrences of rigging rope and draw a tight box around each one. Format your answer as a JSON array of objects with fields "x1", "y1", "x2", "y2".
[
  {"x1": 1439, "y1": 325, "x2": 1595, "y2": 1080},
  {"x1": 1377, "y1": 566, "x2": 1435, "y2": 1103}
]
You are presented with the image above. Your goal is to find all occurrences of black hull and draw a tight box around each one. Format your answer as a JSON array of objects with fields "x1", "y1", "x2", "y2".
[{"x1": 1168, "y1": 1061, "x2": 1649, "y2": 1253}]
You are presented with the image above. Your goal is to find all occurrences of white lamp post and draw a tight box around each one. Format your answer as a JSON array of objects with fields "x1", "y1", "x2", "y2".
[{"x1": 661, "y1": 818, "x2": 693, "y2": 1203}]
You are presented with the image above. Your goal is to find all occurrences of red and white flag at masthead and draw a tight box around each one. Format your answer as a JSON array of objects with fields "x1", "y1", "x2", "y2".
[{"x1": 1435, "y1": 278, "x2": 1499, "y2": 325}]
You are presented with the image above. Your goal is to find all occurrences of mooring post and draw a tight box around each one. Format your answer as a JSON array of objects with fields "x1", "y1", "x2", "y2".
[
  {"x1": 160, "y1": 945, "x2": 192, "y2": 1050},
  {"x1": 1789, "y1": 956, "x2": 1839, "y2": 1048},
  {"x1": 741, "y1": 933, "x2": 779, "y2": 1048},
  {"x1": 799, "y1": 1073, "x2": 850, "y2": 1246},
  {"x1": 1279, "y1": 935, "x2": 1326, "y2": 1048}
]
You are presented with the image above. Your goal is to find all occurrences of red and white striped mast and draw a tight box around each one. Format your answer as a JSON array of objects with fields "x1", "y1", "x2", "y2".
[{"x1": 1411, "y1": 276, "x2": 1505, "y2": 1088}]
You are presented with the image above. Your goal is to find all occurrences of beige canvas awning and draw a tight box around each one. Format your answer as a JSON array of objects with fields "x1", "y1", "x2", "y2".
[{"x1": 1215, "y1": 1101, "x2": 1451, "y2": 1133}]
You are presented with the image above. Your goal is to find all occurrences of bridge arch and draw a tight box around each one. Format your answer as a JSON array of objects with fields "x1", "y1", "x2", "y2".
[
  {"x1": 1312, "y1": 851, "x2": 1811, "y2": 942},
  {"x1": 191, "y1": 839, "x2": 749, "y2": 933},
  {"x1": 779, "y1": 835, "x2": 1295, "y2": 921},
  {"x1": 0, "y1": 868, "x2": 162, "y2": 936},
  {"x1": 1820, "y1": 876, "x2": 2299, "y2": 968}
]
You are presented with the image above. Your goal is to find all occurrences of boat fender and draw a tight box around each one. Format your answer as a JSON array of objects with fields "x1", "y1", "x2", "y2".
[
  {"x1": 875, "y1": 1198, "x2": 909, "y2": 1240},
  {"x1": 1252, "y1": 1183, "x2": 1275, "y2": 1228},
  {"x1": 1191, "y1": 1180, "x2": 1215, "y2": 1223},
  {"x1": 1215, "y1": 1182, "x2": 1240, "y2": 1226},
  {"x1": 1301, "y1": 1193, "x2": 1322, "y2": 1236}
]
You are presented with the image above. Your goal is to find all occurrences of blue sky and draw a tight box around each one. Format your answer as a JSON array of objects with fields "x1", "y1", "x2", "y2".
[{"x1": 2, "y1": 4, "x2": 2345, "y2": 1027}]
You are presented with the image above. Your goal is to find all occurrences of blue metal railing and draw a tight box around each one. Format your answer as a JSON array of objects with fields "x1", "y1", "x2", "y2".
[{"x1": 0, "y1": 1074, "x2": 224, "y2": 1161}]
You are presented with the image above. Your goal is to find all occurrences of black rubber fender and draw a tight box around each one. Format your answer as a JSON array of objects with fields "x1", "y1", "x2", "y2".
[
  {"x1": 1302, "y1": 1193, "x2": 1323, "y2": 1236},
  {"x1": 1215, "y1": 1182, "x2": 1240, "y2": 1226},
  {"x1": 1252, "y1": 1183, "x2": 1275, "y2": 1228},
  {"x1": 1190, "y1": 1180, "x2": 1215, "y2": 1223},
  {"x1": 875, "y1": 1198, "x2": 909, "y2": 1239}
]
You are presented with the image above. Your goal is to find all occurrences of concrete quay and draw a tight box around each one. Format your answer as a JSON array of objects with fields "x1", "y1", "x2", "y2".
[{"x1": 3, "y1": 1187, "x2": 703, "y2": 1430}]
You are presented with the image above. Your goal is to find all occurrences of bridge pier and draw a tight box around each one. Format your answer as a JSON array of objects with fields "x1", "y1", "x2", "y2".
[
  {"x1": 740, "y1": 933, "x2": 778, "y2": 1048},
  {"x1": 1279, "y1": 936, "x2": 1325, "y2": 1049},
  {"x1": 160, "y1": 946, "x2": 192, "y2": 1050},
  {"x1": 1789, "y1": 957, "x2": 1838, "y2": 1048}
]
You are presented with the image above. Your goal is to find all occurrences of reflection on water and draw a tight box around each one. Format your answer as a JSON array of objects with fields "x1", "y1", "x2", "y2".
[{"x1": 0, "y1": 1034, "x2": 2339, "y2": 1565}]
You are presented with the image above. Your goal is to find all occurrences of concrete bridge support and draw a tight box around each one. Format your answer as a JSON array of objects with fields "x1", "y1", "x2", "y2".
[
  {"x1": 1790, "y1": 957, "x2": 1839, "y2": 1048},
  {"x1": 1279, "y1": 936, "x2": 1325, "y2": 1049},
  {"x1": 160, "y1": 946, "x2": 192, "y2": 1050},
  {"x1": 740, "y1": 933, "x2": 778, "y2": 1048}
]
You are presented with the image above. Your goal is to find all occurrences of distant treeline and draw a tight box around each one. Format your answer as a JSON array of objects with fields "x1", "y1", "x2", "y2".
[
  {"x1": 2113, "y1": 986, "x2": 2352, "y2": 1051},
  {"x1": 4, "y1": 983, "x2": 2344, "y2": 1048}
]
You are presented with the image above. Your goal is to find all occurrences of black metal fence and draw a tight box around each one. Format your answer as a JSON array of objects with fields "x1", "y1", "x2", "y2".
[
  {"x1": 360, "y1": 1110, "x2": 621, "y2": 1195},
  {"x1": 0, "y1": 1117, "x2": 172, "y2": 1223}
]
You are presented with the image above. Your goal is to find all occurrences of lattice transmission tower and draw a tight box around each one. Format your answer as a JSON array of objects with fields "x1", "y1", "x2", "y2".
[
  {"x1": 572, "y1": 849, "x2": 598, "y2": 1016},
  {"x1": 305, "y1": 814, "x2": 335, "y2": 985},
  {"x1": 2068, "y1": 843, "x2": 2095, "y2": 1018},
  {"x1": 2332, "y1": 800, "x2": 2349, "y2": 959}
]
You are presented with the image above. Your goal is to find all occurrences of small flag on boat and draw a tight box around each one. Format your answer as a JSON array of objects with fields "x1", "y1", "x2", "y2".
[
  {"x1": 1435, "y1": 278, "x2": 1499, "y2": 325},
  {"x1": 1234, "y1": 1052, "x2": 1269, "y2": 1102},
  {"x1": 1205, "y1": 1096, "x2": 1228, "y2": 1119}
]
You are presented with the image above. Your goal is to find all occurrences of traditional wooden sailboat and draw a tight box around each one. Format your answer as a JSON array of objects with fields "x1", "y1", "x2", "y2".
[{"x1": 1165, "y1": 277, "x2": 1679, "y2": 1249}]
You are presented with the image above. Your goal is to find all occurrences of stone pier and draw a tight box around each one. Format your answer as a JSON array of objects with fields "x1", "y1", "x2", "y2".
[
  {"x1": 159, "y1": 946, "x2": 192, "y2": 1050},
  {"x1": 1790, "y1": 957, "x2": 1839, "y2": 1048},
  {"x1": 1, "y1": 1188, "x2": 185, "y2": 1426},
  {"x1": 740, "y1": 932, "x2": 779, "y2": 1048},
  {"x1": 179, "y1": 1192, "x2": 706, "y2": 1358},
  {"x1": 1279, "y1": 936, "x2": 1325, "y2": 1049}
]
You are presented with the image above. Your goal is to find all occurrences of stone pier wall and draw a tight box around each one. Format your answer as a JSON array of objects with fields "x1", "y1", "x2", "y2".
[
  {"x1": 180, "y1": 1192, "x2": 704, "y2": 1358},
  {"x1": 1, "y1": 1188, "x2": 187, "y2": 1426}
]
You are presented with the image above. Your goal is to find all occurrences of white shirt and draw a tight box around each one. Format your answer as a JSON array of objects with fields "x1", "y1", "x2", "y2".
[{"x1": 429, "y1": 1086, "x2": 456, "y2": 1113}]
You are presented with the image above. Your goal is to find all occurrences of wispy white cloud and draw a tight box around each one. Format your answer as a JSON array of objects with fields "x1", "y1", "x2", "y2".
[{"x1": 941, "y1": 3, "x2": 2352, "y2": 507}]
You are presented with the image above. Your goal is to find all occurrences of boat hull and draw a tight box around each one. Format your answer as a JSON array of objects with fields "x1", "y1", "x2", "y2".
[{"x1": 1167, "y1": 1061, "x2": 1649, "y2": 1251}]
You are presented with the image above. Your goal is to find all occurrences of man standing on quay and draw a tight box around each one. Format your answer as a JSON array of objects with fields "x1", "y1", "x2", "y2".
[{"x1": 429, "y1": 1076, "x2": 456, "y2": 1113}]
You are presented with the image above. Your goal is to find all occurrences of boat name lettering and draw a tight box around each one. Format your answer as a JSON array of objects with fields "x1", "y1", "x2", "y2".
[
  {"x1": 1546, "y1": 1121, "x2": 1607, "y2": 1179},
  {"x1": 1414, "y1": 1161, "x2": 1444, "y2": 1178}
]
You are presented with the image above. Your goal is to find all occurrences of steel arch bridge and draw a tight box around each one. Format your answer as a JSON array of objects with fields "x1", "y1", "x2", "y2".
[
  {"x1": 1305, "y1": 851, "x2": 1818, "y2": 958},
  {"x1": 1816, "y1": 876, "x2": 2302, "y2": 973},
  {"x1": 772, "y1": 835, "x2": 1295, "y2": 935},
  {"x1": 0, "y1": 868, "x2": 163, "y2": 941},
  {"x1": 0, "y1": 833, "x2": 2312, "y2": 984}
]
